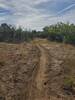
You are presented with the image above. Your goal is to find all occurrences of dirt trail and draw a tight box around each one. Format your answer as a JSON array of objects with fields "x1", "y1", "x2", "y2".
[
  {"x1": 31, "y1": 44, "x2": 49, "y2": 100},
  {"x1": 36, "y1": 45, "x2": 46, "y2": 90}
]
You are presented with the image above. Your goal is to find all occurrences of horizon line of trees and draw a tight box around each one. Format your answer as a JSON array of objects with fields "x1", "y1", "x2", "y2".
[{"x1": 0, "y1": 22, "x2": 75, "y2": 44}]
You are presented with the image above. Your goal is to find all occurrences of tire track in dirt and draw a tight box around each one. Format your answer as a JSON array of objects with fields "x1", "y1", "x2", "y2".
[
  {"x1": 1, "y1": 44, "x2": 40, "y2": 100},
  {"x1": 34, "y1": 43, "x2": 66, "y2": 100},
  {"x1": 41, "y1": 44, "x2": 65, "y2": 100},
  {"x1": 36, "y1": 45, "x2": 47, "y2": 90},
  {"x1": 28, "y1": 44, "x2": 50, "y2": 100},
  {"x1": 41, "y1": 43, "x2": 75, "y2": 100},
  {"x1": 13, "y1": 45, "x2": 40, "y2": 100},
  {"x1": 35, "y1": 45, "x2": 48, "y2": 100}
]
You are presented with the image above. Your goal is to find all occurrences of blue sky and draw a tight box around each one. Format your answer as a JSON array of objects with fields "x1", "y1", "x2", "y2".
[{"x1": 0, "y1": 0, "x2": 75, "y2": 30}]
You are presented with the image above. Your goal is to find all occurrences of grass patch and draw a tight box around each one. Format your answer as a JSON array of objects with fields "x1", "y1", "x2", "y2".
[
  {"x1": 0, "y1": 60, "x2": 5, "y2": 66},
  {"x1": 63, "y1": 76, "x2": 75, "y2": 95},
  {"x1": 64, "y1": 77, "x2": 75, "y2": 87}
]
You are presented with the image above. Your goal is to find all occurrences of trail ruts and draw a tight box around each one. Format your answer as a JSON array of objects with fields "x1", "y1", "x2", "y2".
[
  {"x1": 28, "y1": 44, "x2": 51, "y2": 100},
  {"x1": 5, "y1": 45, "x2": 40, "y2": 100},
  {"x1": 41, "y1": 44, "x2": 75, "y2": 100}
]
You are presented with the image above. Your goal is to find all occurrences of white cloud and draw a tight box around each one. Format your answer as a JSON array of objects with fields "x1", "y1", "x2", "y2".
[
  {"x1": 0, "y1": 0, "x2": 75, "y2": 30},
  {"x1": 0, "y1": 17, "x2": 6, "y2": 21},
  {"x1": 33, "y1": 0, "x2": 50, "y2": 5},
  {"x1": 0, "y1": 3, "x2": 8, "y2": 9}
]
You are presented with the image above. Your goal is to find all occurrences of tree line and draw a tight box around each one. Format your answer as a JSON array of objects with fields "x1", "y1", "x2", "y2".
[
  {"x1": 0, "y1": 23, "x2": 34, "y2": 43},
  {"x1": 43, "y1": 22, "x2": 75, "y2": 44},
  {"x1": 0, "y1": 22, "x2": 75, "y2": 44}
]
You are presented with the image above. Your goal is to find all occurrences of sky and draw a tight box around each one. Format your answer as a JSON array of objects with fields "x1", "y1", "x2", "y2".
[{"x1": 0, "y1": 0, "x2": 75, "y2": 30}]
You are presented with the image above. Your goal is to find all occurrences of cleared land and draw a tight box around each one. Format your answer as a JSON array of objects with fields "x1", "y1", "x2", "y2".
[{"x1": 0, "y1": 39, "x2": 75, "y2": 100}]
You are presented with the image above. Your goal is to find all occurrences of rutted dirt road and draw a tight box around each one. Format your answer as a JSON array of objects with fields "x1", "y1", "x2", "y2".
[
  {"x1": 36, "y1": 45, "x2": 46, "y2": 91},
  {"x1": 0, "y1": 40, "x2": 75, "y2": 100},
  {"x1": 27, "y1": 44, "x2": 49, "y2": 100},
  {"x1": 33, "y1": 44, "x2": 49, "y2": 100}
]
